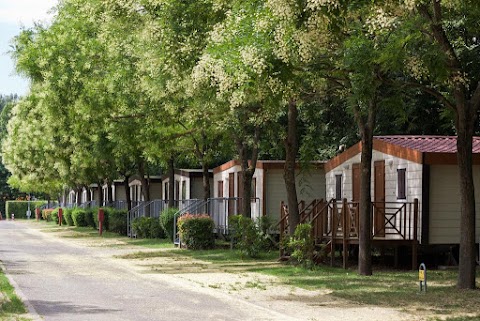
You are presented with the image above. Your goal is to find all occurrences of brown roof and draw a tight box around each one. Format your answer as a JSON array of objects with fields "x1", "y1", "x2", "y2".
[
  {"x1": 374, "y1": 135, "x2": 480, "y2": 153},
  {"x1": 325, "y1": 135, "x2": 480, "y2": 171}
]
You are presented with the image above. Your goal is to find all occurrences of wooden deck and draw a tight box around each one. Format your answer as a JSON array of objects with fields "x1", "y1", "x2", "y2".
[{"x1": 279, "y1": 198, "x2": 419, "y2": 269}]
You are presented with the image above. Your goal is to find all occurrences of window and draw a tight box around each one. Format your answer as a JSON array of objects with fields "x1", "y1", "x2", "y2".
[
  {"x1": 335, "y1": 174, "x2": 342, "y2": 200},
  {"x1": 164, "y1": 182, "x2": 169, "y2": 200},
  {"x1": 181, "y1": 181, "x2": 187, "y2": 200},
  {"x1": 397, "y1": 168, "x2": 406, "y2": 200},
  {"x1": 217, "y1": 181, "x2": 224, "y2": 198}
]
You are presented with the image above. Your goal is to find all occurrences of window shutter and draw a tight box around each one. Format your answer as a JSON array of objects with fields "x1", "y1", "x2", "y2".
[{"x1": 397, "y1": 169, "x2": 406, "y2": 200}]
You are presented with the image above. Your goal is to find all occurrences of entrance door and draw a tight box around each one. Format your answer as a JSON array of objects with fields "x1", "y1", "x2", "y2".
[
  {"x1": 237, "y1": 172, "x2": 244, "y2": 214},
  {"x1": 228, "y1": 173, "x2": 235, "y2": 216},
  {"x1": 374, "y1": 160, "x2": 386, "y2": 237},
  {"x1": 352, "y1": 163, "x2": 360, "y2": 202}
]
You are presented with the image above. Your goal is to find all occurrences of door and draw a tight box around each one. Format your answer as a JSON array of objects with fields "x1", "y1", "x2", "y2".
[
  {"x1": 228, "y1": 173, "x2": 235, "y2": 216},
  {"x1": 374, "y1": 160, "x2": 386, "y2": 237},
  {"x1": 352, "y1": 163, "x2": 360, "y2": 202},
  {"x1": 237, "y1": 172, "x2": 244, "y2": 214}
]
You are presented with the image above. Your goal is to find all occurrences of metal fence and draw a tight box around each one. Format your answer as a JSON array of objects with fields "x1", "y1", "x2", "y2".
[{"x1": 172, "y1": 197, "x2": 262, "y2": 244}]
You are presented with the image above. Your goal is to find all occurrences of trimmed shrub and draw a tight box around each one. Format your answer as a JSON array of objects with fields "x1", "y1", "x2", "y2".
[
  {"x1": 64, "y1": 208, "x2": 74, "y2": 226},
  {"x1": 72, "y1": 208, "x2": 88, "y2": 227},
  {"x1": 6, "y1": 201, "x2": 47, "y2": 219},
  {"x1": 132, "y1": 217, "x2": 149, "y2": 238},
  {"x1": 287, "y1": 223, "x2": 314, "y2": 268},
  {"x1": 177, "y1": 214, "x2": 215, "y2": 250},
  {"x1": 229, "y1": 215, "x2": 267, "y2": 258},
  {"x1": 42, "y1": 209, "x2": 54, "y2": 221},
  {"x1": 84, "y1": 208, "x2": 95, "y2": 228},
  {"x1": 160, "y1": 207, "x2": 178, "y2": 240},
  {"x1": 108, "y1": 209, "x2": 127, "y2": 235},
  {"x1": 131, "y1": 216, "x2": 163, "y2": 238}
]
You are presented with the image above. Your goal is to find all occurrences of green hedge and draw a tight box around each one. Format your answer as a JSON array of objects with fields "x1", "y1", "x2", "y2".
[
  {"x1": 64, "y1": 208, "x2": 74, "y2": 226},
  {"x1": 178, "y1": 214, "x2": 215, "y2": 250},
  {"x1": 84, "y1": 208, "x2": 95, "y2": 228},
  {"x1": 47, "y1": 206, "x2": 127, "y2": 235},
  {"x1": 108, "y1": 209, "x2": 127, "y2": 235},
  {"x1": 132, "y1": 217, "x2": 164, "y2": 239},
  {"x1": 5, "y1": 201, "x2": 47, "y2": 219},
  {"x1": 160, "y1": 207, "x2": 178, "y2": 240},
  {"x1": 72, "y1": 208, "x2": 88, "y2": 227}
]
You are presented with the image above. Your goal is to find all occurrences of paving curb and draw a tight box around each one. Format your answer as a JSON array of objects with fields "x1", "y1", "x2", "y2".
[{"x1": 0, "y1": 259, "x2": 43, "y2": 321}]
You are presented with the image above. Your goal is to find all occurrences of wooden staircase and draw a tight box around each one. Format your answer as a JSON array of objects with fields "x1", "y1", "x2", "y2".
[{"x1": 278, "y1": 198, "x2": 419, "y2": 269}]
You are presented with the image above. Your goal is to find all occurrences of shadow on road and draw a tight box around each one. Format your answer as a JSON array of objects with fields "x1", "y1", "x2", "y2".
[{"x1": 29, "y1": 300, "x2": 121, "y2": 316}]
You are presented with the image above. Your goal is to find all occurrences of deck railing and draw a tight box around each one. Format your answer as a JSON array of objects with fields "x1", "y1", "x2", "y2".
[
  {"x1": 280, "y1": 199, "x2": 419, "y2": 241},
  {"x1": 279, "y1": 198, "x2": 420, "y2": 266}
]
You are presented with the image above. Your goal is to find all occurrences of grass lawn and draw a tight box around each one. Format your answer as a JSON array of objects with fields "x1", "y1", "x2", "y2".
[{"x1": 0, "y1": 268, "x2": 29, "y2": 321}]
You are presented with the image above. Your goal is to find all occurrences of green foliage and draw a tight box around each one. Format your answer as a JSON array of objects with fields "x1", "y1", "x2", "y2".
[
  {"x1": 63, "y1": 208, "x2": 74, "y2": 226},
  {"x1": 229, "y1": 215, "x2": 268, "y2": 258},
  {"x1": 83, "y1": 208, "x2": 95, "y2": 228},
  {"x1": 132, "y1": 217, "x2": 164, "y2": 239},
  {"x1": 177, "y1": 214, "x2": 215, "y2": 250},
  {"x1": 108, "y1": 209, "x2": 128, "y2": 235},
  {"x1": 5, "y1": 200, "x2": 46, "y2": 219},
  {"x1": 71, "y1": 208, "x2": 88, "y2": 227},
  {"x1": 51, "y1": 208, "x2": 66, "y2": 225},
  {"x1": 286, "y1": 223, "x2": 314, "y2": 268},
  {"x1": 159, "y1": 207, "x2": 178, "y2": 240},
  {"x1": 94, "y1": 208, "x2": 110, "y2": 231}
]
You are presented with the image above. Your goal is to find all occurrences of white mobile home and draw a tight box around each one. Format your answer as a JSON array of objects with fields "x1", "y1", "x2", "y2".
[
  {"x1": 325, "y1": 135, "x2": 480, "y2": 246},
  {"x1": 213, "y1": 160, "x2": 326, "y2": 223},
  {"x1": 161, "y1": 169, "x2": 213, "y2": 206}
]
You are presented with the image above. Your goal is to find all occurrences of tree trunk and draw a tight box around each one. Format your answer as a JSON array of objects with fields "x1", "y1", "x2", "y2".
[
  {"x1": 123, "y1": 175, "x2": 132, "y2": 211},
  {"x1": 417, "y1": 1, "x2": 479, "y2": 289},
  {"x1": 138, "y1": 160, "x2": 151, "y2": 216},
  {"x1": 455, "y1": 103, "x2": 477, "y2": 289},
  {"x1": 358, "y1": 133, "x2": 373, "y2": 276},
  {"x1": 168, "y1": 156, "x2": 175, "y2": 208},
  {"x1": 202, "y1": 161, "x2": 210, "y2": 201},
  {"x1": 284, "y1": 100, "x2": 300, "y2": 235},
  {"x1": 105, "y1": 180, "x2": 113, "y2": 206},
  {"x1": 353, "y1": 99, "x2": 377, "y2": 276},
  {"x1": 235, "y1": 126, "x2": 260, "y2": 218},
  {"x1": 75, "y1": 187, "x2": 82, "y2": 207},
  {"x1": 85, "y1": 187, "x2": 91, "y2": 202},
  {"x1": 98, "y1": 182, "x2": 104, "y2": 207}
]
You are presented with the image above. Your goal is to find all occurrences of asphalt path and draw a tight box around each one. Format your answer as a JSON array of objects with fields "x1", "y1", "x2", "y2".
[{"x1": 0, "y1": 221, "x2": 296, "y2": 321}]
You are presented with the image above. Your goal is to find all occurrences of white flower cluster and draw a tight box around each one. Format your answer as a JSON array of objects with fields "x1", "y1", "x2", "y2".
[
  {"x1": 295, "y1": 30, "x2": 318, "y2": 63},
  {"x1": 306, "y1": 0, "x2": 339, "y2": 11},
  {"x1": 240, "y1": 45, "x2": 267, "y2": 75},
  {"x1": 266, "y1": 0, "x2": 298, "y2": 20},
  {"x1": 405, "y1": 56, "x2": 428, "y2": 80},
  {"x1": 209, "y1": 23, "x2": 227, "y2": 44},
  {"x1": 192, "y1": 54, "x2": 234, "y2": 95},
  {"x1": 365, "y1": 8, "x2": 398, "y2": 35},
  {"x1": 272, "y1": 25, "x2": 292, "y2": 63},
  {"x1": 402, "y1": 0, "x2": 417, "y2": 11}
]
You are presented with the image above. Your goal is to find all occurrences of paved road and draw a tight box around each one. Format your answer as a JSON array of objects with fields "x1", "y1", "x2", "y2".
[{"x1": 0, "y1": 221, "x2": 295, "y2": 321}]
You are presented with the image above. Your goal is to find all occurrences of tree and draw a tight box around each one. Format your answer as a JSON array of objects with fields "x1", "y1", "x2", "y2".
[{"x1": 382, "y1": 0, "x2": 480, "y2": 289}]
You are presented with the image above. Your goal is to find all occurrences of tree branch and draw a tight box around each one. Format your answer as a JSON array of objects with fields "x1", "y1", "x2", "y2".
[
  {"x1": 470, "y1": 81, "x2": 480, "y2": 113},
  {"x1": 401, "y1": 81, "x2": 456, "y2": 111}
]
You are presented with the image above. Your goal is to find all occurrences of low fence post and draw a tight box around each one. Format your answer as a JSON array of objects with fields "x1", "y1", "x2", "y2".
[
  {"x1": 98, "y1": 208, "x2": 104, "y2": 236},
  {"x1": 58, "y1": 208, "x2": 63, "y2": 226}
]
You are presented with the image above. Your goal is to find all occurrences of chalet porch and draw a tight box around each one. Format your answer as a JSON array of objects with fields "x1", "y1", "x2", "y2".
[{"x1": 279, "y1": 198, "x2": 420, "y2": 269}]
